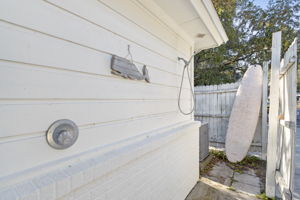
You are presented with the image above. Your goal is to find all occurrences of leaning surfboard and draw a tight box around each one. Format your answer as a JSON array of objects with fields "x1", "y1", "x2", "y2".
[{"x1": 225, "y1": 65, "x2": 263, "y2": 162}]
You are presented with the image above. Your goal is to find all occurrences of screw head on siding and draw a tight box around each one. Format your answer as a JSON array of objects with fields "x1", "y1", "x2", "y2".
[{"x1": 46, "y1": 119, "x2": 79, "y2": 150}]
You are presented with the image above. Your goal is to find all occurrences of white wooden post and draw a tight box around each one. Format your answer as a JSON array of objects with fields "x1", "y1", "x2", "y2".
[
  {"x1": 266, "y1": 31, "x2": 281, "y2": 197},
  {"x1": 290, "y1": 38, "x2": 297, "y2": 199},
  {"x1": 261, "y1": 61, "x2": 269, "y2": 160}
]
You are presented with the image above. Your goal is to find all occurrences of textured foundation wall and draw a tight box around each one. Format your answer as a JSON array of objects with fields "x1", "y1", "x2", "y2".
[
  {"x1": 62, "y1": 124, "x2": 199, "y2": 200},
  {"x1": 0, "y1": 122, "x2": 199, "y2": 200}
]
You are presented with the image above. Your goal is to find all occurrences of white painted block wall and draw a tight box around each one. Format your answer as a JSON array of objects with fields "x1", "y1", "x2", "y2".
[
  {"x1": 0, "y1": 0, "x2": 199, "y2": 199},
  {"x1": 0, "y1": 122, "x2": 199, "y2": 200}
]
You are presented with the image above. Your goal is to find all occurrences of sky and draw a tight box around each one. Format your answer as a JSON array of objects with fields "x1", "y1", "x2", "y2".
[{"x1": 253, "y1": 0, "x2": 268, "y2": 9}]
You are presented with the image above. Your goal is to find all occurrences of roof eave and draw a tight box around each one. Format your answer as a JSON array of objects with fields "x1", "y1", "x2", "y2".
[{"x1": 191, "y1": 0, "x2": 228, "y2": 51}]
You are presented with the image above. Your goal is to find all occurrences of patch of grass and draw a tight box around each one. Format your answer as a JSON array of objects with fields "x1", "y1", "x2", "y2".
[
  {"x1": 227, "y1": 187, "x2": 236, "y2": 191},
  {"x1": 210, "y1": 149, "x2": 227, "y2": 160},
  {"x1": 209, "y1": 150, "x2": 263, "y2": 170},
  {"x1": 200, "y1": 151, "x2": 222, "y2": 175},
  {"x1": 256, "y1": 193, "x2": 275, "y2": 200},
  {"x1": 234, "y1": 168, "x2": 243, "y2": 174},
  {"x1": 237, "y1": 155, "x2": 261, "y2": 168},
  {"x1": 209, "y1": 150, "x2": 261, "y2": 164},
  {"x1": 201, "y1": 162, "x2": 214, "y2": 175}
]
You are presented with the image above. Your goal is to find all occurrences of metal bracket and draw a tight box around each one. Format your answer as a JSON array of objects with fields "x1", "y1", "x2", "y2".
[{"x1": 280, "y1": 120, "x2": 296, "y2": 130}]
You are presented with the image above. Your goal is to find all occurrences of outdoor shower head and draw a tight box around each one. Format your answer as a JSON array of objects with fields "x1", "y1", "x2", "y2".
[
  {"x1": 177, "y1": 57, "x2": 189, "y2": 67},
  {"x1": 177, "y1": 49, "x2": 202, "y2": 68}
]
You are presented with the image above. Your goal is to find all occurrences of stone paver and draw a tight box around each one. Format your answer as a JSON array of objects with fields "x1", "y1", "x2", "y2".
[
  {"x1": 186, "y1": 177, "x2": 258, "y2": 200},
  {"x1": 243, "y1": 168, "x2": 256, "y2": 176},
  {"x1": 205, "y1": 162, "x2": 233, "y2": 186},
  {"x1": 233, "y1": 173, "x2": 260, "y2": 187},
  {"x1": 208, "y1": 162, "x2": 234, "y2": 178},
  {"x1": 187, "y1": 160, "x2": 264, "y2": 200},
  {"x1": 232, "y1": 182, "x2": 261, "y2": 195},
  {"x1": 206, "y1": 176, "x2": 231, "y2": 186}
]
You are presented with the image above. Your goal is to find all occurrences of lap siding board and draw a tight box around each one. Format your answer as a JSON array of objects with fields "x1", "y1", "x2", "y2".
[{"x1": 0, "y1": 0, "x2": 199, "y2": 200}]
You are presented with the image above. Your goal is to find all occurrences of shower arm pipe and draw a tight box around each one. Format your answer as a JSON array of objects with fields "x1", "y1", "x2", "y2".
[{"x1": 177, "y1": 51, "x2": 198, "y2": 68}]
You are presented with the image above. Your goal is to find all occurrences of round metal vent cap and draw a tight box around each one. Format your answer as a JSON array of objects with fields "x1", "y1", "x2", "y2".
[{"x1": 46, "y1": 119, "x2": 79, "y2": 150}]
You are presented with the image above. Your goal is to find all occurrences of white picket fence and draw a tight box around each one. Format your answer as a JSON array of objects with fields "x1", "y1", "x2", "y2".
[{"x1": 194, "y1": 82, "x2": 265, "y2": 153}]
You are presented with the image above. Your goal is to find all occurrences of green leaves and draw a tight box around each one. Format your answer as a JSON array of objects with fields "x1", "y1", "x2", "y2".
[{"x1": 194, "y1": 0, "x2": 299, "y2": 86}]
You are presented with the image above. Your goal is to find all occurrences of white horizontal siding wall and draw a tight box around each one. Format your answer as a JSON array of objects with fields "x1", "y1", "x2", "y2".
[{"x1": 0, "y1": 0, "x2": 199, "y2": 199}]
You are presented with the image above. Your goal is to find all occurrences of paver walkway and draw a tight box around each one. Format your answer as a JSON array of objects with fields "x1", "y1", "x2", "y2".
[
  {"x1": 186, "y1": 161, "x2": 262, "y2": 200},
  {"x1": 186, "y1": 177, "x2": 259, "y2": 200}
]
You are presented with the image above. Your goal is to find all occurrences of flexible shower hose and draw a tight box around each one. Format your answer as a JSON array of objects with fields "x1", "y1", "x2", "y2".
[{"x1": 178, "y1": 55, "x2": 195, "y2": 115}]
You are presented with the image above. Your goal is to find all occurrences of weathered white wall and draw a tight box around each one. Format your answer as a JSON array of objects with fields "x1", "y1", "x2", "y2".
[{"x1": 0, "y1": 0, "x2": 198, "y2": 199}]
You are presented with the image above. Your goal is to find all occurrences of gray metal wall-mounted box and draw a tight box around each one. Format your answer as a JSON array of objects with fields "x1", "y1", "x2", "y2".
[{"x1": 199, "y1": 122, "x2": 209, "y2": 161}]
